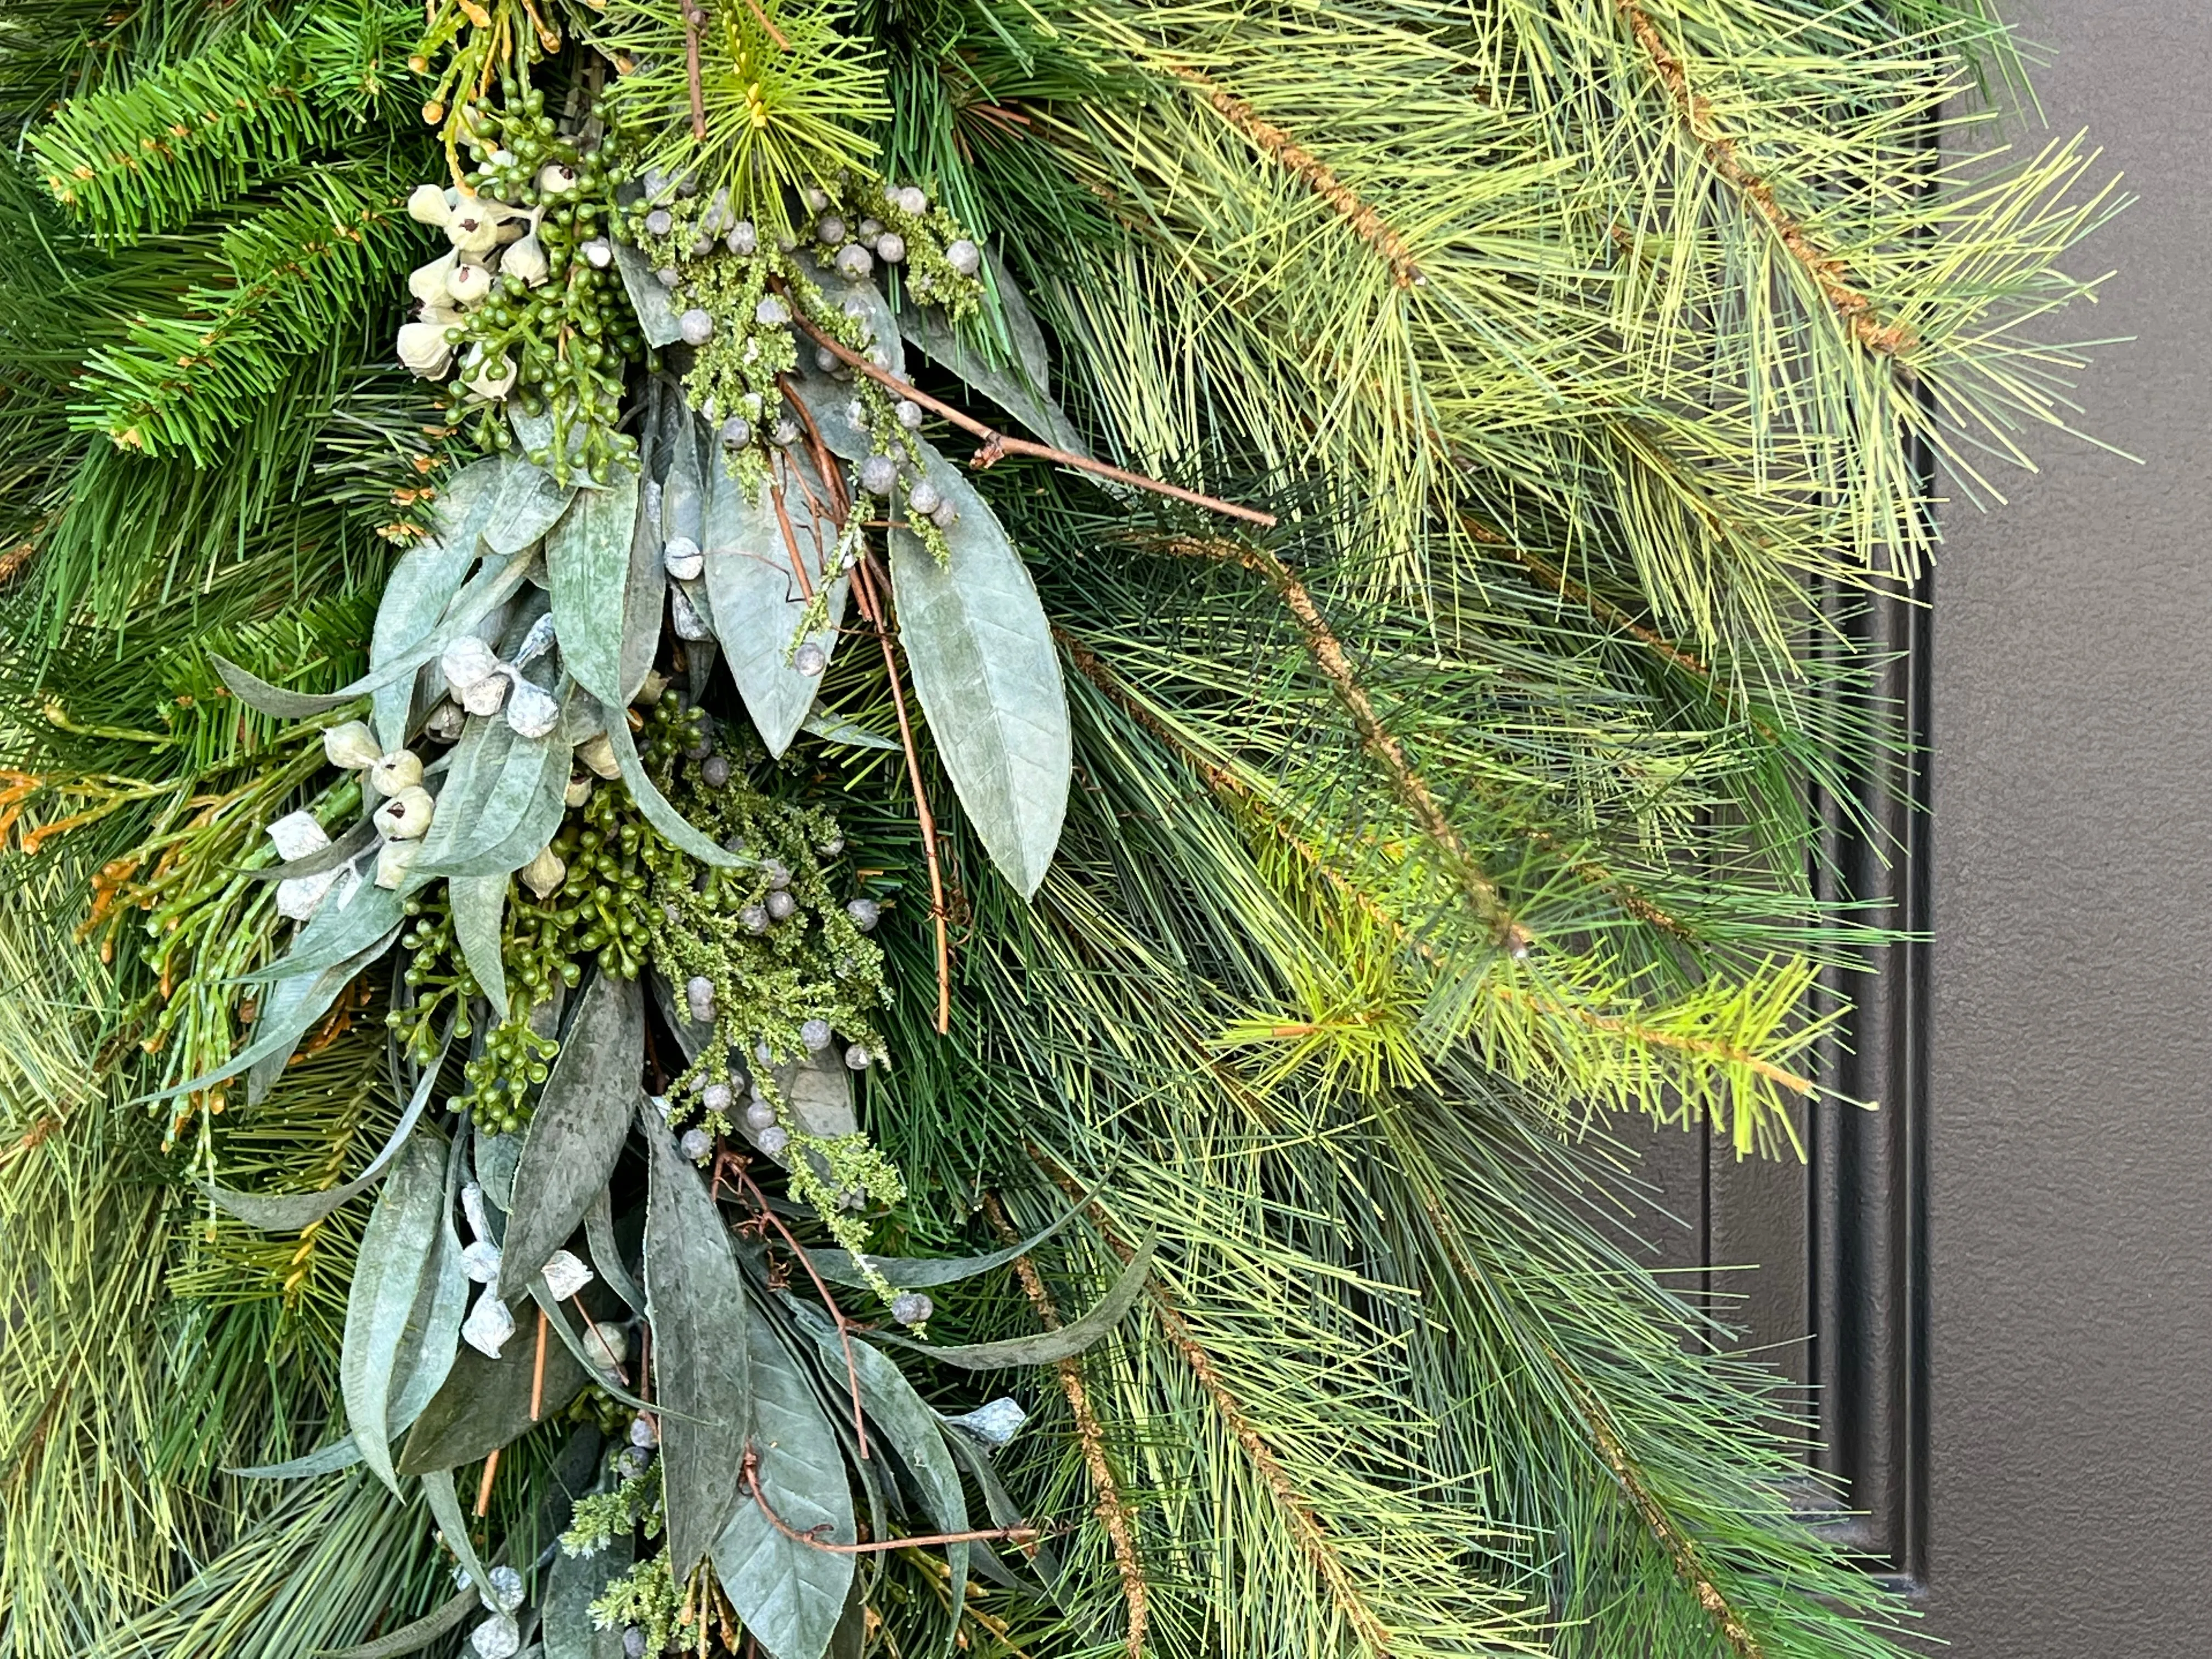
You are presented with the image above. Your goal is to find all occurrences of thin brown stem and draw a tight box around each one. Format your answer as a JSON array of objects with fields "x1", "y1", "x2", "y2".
[
  {"x1": 771, "y1": 284, "x2": 1275, "y2": 528},
  {"x1": 849, "y1": 555, "x2": 952, "y2": 1034},
  {"x1": 474, "y1": 1448, "x2": 500, "y2": 1518},
  {"x1": 1615, "y1": 0, "x2": 1914, "y2": 357},
  {"x1": 983, "y1": 1194, "x2": 1147, "y2": 1657},
  {"x1": 742, "y1": 1446, "x2": 1038, "y2": 1552},
  {"x1": 681, "y1": 4, "x2": 708, "y2": 142},
  {"x1": 741, "y1": 0, "x2": 789, "y2": 50},
  {"x1": 529, "y1": 1306, "x2": 548, "y2": 1421}
]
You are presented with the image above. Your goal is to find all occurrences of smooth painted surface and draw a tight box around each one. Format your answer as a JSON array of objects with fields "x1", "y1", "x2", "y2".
[{"x1": 1926, "y1": 3, "x2": 2212, "y2": 1653}]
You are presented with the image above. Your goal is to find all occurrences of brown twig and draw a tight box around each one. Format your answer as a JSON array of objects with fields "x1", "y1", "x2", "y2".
[
  {"x1": 1146, "y1": 534, "x2": 1529, "y2": 953},
  {"x1": 770, "y1": 284, "x2": 1275, "y2": 528},
  {"x1": 740, "y1": 0, "x2": 789, "y2": 50},
  {"x1": 571, "y1": 1293, "x2": 632, "y2": 1387},
  {"x1": 681, "y1": 4, "x2": 708, "y2": 142},
  {"x1": 529, "y1": 1305, "x2": 548, "y2": 1421},
  {"x1": 474, "y1": 1448, "x2": 500, "y2": 1518},
  {"x1": 1615, "y1": 0, "x2": 1914, "y2": 357},
  {"x1": 848, "y1": 554, "x2": 953, "y2": 1034},
  {"x1": 718, "y1": 1150, "x2": 871, "y2": 1459},
  {"x1": 984, "y1": 1194, "x2": 1147, "y2": 1656},
  {"x1": 742, "y1": 1445, "x2": 1039, "y2": 1552},
  {"x1": 1166, "y1": 65, "x2": 1421, "y2": 290}
]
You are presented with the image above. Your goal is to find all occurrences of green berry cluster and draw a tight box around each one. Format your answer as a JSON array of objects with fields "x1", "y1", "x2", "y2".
[
  {"x1": 544, "y1": 775, "x2": 674, "y2": 984},
  {"x1": 448, "y1": 84, "x2": 646, "y2": 484}
]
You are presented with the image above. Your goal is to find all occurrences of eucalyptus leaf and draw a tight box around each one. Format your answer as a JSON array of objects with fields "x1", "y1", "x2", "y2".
[
  {"x1": 807, "y1": 1178, "x2": 1099, "y2": 1290},
  {"x1": 703, "y1": 448, "x2": 848, "y2": 757},
  {"x1": 616, "y1": 237, "x2": 685, "y2": 347},
  {"x1": 888, "y1": 442, "x2": 1070, "y2": 898},
  {"x1": 526, "y1": 1279, "x2": 656, "y2": 1412},
  {"x1": 238, "y1": 877, "x2": 407, "y2": 984},
  {"x1": 342, "y1": 1132, "x2": 450, "y2": 1494},
  {"x1": 371, "y1": 544, "x2": 482, "y2": 750},
  {"x1": 420, "y1": 1469, "x2": 494, "y2": 1614},
  {"x1": 869, "y1": 1237, "x2": 1158, "y2": 1370},
  {"x1": 247, "y1": 815, "x2": 378, "y2": 884},
  {"x1": 204, "y1": 1018, "x2": 453, "y2": 1232},
  {"x1": 324, "y1": 1584, "x2": 477, "y2": 1659},
  {"x1": 794, "y1": 1305, "x2": 969, "y2": 1628},
  {"x1": 620, "y1": 465, "x2": 668, "y2": 702},
  {"x1": 412, "y1": 695, "x2": 572, "y2": 883},
  {"x1": 712, "y1": 1313, "x2": 855, "y2": 1659},
  {"x1": 484, "y1": 456, "x2": 577, "y2": 556},
  {"x1": 449, "y1": 873, "x2": 509, "y2": 1019},
  {"x1": 544, "y1": 1528, "x2": 633, "y2": 1659},
  {"x1": 548, "y1": 469, "x2": 646, "y2": 708},
  {"x1": 645, "y1": 1108, "x2": 754, "y2": 1576},
  {"x1": 498, "y1": 972, "x2": 642, "y2": 1295},
  {"x1": 386, "y1": 1126, "x2": 473, "y2": 1434},
  {"x1": 225, "y1": 1434, "x2": 369, "y2": 1481},
  {"x1": 600, "y1": 706, "x2": 743, "y2": 867},
  {"x1": 783, "y1": 365, "x2": 870, "y2": 460},
  {"x1": 396, "y1": 1317, "x2": 589, "y2": 1475},
  {"x1": 584, "y1": 1187, "x2": 642, "y2": 1314},
  {"x1": 210, "y1": 549, "x2": 535, "y2": 719},
  {"x1": 800, "y1": 710, "x2": 899, "y2": 752}
]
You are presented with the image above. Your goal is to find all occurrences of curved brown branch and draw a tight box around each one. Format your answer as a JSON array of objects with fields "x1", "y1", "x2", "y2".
[
  {"x1": 983, "y1": 1194, "x2": 1148, "y2": 1656},
  {"x1": 1616, "y1": 0, "x2": 1916, "y2": 357},
  {"x1": 1166, "y1": 65, "x2": 1423, "y2": 290},
  {"x1": 741, "y1": 1446, "x2": 1037, "y2": 1553},
  {"x1": 770, "y1": 283, "x2": 1275, "y2": 528}
]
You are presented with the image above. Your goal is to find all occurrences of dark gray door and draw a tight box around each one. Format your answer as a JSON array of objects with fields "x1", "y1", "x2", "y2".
[{"x1": 1635, "y1": 5, "x2": 2212, "y2": 1653}]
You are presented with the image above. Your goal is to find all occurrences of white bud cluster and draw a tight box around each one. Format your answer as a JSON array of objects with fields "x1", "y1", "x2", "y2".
[{"x1": 398, "y1": 184, "x2": 548, "y2": 399}]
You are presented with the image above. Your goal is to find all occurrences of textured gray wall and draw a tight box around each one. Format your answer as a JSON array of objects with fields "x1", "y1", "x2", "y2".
[{"x1": 1926, "y1": 4, "x2": 2212, "y2": 1654}]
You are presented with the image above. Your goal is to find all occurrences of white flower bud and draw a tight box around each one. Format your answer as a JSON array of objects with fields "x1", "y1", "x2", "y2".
[
  {"x1": 321, "y1": 721, "x2": 381, "y2": 771},
  {"x1": 501, "y1": 233, "x2": 550, "y2": 287},
  {"x1": 440, "y1": 635, "x2": 501, "y2": 693},
  {"x1": 374, "y1": 837, "x2": 420, "y2": 889},
  {"x1": 461, "y1": 1288, "x2": 514, "y2": 1358},
  {"x1": 564, "y1": 769, "x2": 593, "y2": 807},
  {"x1": 375, "y1": 786, "x2": 435, "y2": 840},
  {"x1": 536, "y1": 161, "x2": 579, "y2": 195},
  {"x1": 580, "y1": 237, "x2": 613, "y2": 268},
  {"x1": 663, "y1": 536, "x2": 703, "y2": 580},
  {"x1": 424, "y1": 699, "x2": 467, "y2": 742},
  {"x1": 444, "y1": 202, "x2": 502, "y2": 256},
  {"x1": 539, "y1": 1249, "x2": 594, "y2": 1301},
  {"x1": 369, "y1": 749, "x2": 424, "y2": 797},
  {"x1": 504, "y1": 679, "x2": 561, "y2": 739},
  {"x1": 407, "y1": 183, "x2": 454, "y2": 225},
  {"x1": 397, "y1": 321, "x2": 455, "y2": 378},
  {"x1": 446, "y1": 260, "x2": 493, "y2": 306},
  {"x1": 461, "y1": 1240, "x2": 502, "y2": 1283},
  {"x1": 575, "y1": 732, "x2": 620, "y2": 779},
  {"x1": 874, "y1": 232, "x2": 906, "y2": 264},
  {"x1": 408, "y1": 251, "x2": 458, "y2": 305},
  {"x1": 460, "y1": 670, "x2": 510, "y2": 716},
  {"x1": 520, "y1": 843, "x2": 567, "y2": 898},
  {"x1": 266, "y1": 809, "x2": 331, "y2": 862}
]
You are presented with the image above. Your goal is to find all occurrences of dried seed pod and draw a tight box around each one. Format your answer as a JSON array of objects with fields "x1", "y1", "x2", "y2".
[
  {"x1": 460, "y1": 670, "x2": 511, "y2": 717},
  {"x1": 520, "y1": 843, "x2": 566, "y2": 898},
  {"x1": 564, "y1": 769, "x2": 594, "y2": 807},
  {"x1": 445, "y1": 204, "x2": 502, "y2": 256},
  {"x1": 891, "y1": 1291, "x2": 933, "y2": 1327},
  {"x1": 323, "y1": 720, "x2": 381, "y2": 770},
  {"x1": 446, "y1": 260, "x2": 494, "y2": 306},
  {"x1": 461, "y1": 1241, "x2": 502, "y2": 1284},
  {"x1": 540, "y1": 1249, "x2": 594, "y2": 1300},
  {"x1": 670, "y1": 585, "x2": 713, "y2": 641},
  {"x1": 663, "y1": 535, "x2": 704, "y2": 580},
  {"x1": 369, "y1": 749, "x2": 424, "y2": 797},
  {"x1": 575, "y1": 732, "x2": 621, "y2": 780},
  {"x1": 375, "y1": 786, "x2": 435, "y2": 840},
  {"x1": 537, "y1": 162, "x2": 579, "y2": 195},
  {"x1": 440, "y1": 634, "x2": 501, "y2": 693},
  {"x1": 504, "y1": 679, "x2": 561, "y2": 738},
  {"x1": 425, "y1": 699, "x2": 467, "y2": 742},
  {"x1": 408, "y1": 251, "x2": 459, "y2": 305}
]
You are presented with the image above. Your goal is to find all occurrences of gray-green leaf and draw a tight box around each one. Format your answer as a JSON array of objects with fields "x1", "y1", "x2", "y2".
[
  {"x1": 712, "y1": 1317, "x2": 855, "y2": 1659},
  {"x1": 806, "y1": 1180, "x2": 1096, "y2": 1291},
  {"x1": 498, "y1": 973, "x2": 642, "y2": 1296},
  {"x1": 545, "y1": 1528, "x2": 633, "y2": 1659},
  {"x1": 449, "y1": 872, "x2": 509, "y2": 1019},
  {"x1": 703, "y1": 450, "x2": 848, "y2": 758},
  {"x1": 646, "y1": 1110, "x2": 753, "y2": 1576},
  {"x1": 397, "y1": 1325, "x2": 589, "y2": 1476},
  {"x1": 889, "y1": 443, "x2": 1069, "y2": 897},
  {"x1": 870, "y1": 1236, "x2": 1157, "y2": 1370},
  {"x1": 548, "y1": 469, "x2": 646, "y2": 709},
  {"x1": 342, "y1": 1132, "x2": 453, "y2": 1493},
  {"x1": 616, "y1": 238, "x2": 685, "y2": 347}
]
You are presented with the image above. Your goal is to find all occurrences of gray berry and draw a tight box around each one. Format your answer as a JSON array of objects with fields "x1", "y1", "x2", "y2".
[
  {"x1": 727, "y1": 221, "x2": 758, "y2": 255},
  {"x1": 800, "y1": 1018, "x2": 833, "y2": 1051},
  {"x1": 843, "y1": 1043, "x2": 872, "y2": 1071},
  {"x1": 930, "y1": 499, "x2": 960, "y2": 530},
  {"x1": 580, "y1": 238, "x2": 614, "y2": 268},
  {"x1": 906, "y1": 478, "x2": 941, "y2": 516},
  {"x1": 740, "y1": 903, "x2": 770, "y2": 934},
  {"x1": 793, "y1": 640, "x2": 827, "y2": 676},
  {"x1": 656, "y1": 266, "x2": 680, "y2": 287},
  {"x1": 744, "y1": 1098, "x2": 778, "y2": 1131},
  {"x1": 816, "y1": 215, "x2": 846, "y2": 244},
  {"x1": 644, "y1": 209, "x2": 674, "y2": 236},
  {"x1": 772, "y1": 417, "x2": 802, "y2": 445},
  {"x1": 685, "y1": 975, "x2": 715, "y2": 1022},
  {"x1": 895, "y1": 399, "x2": 924, "y2": 430},
  {"x1": 703, "y1": 1081, "x2": 733, "y2": 1113},
  {"x1": 896, "y1": 185, "x2": 928, "y2": 216},
  {"x1": 819, "y1": 834, "x2": 845, "y2": 856},
  {"x1": 945, "y1": 238, "x2": 981, "y2": 276},
  {"x1": 891, "y1": 1291, "x2": 933, "y2": 1327},
  {"x1": 835, "y1": 243, "x2": 873, "y2": 280},
  {"x1": 719, "y1": 415, "x2": 753, "y2": 448},
  {"x1": 766, "y1": 890, "x2": 798, "y2": 922},
  {"x1": 679, "y1": 308, "x2": 715, "y2": 345},
  {"x1": 846, "y1": 898, "x2": 879, "y2": 930},
  {"x1": 680, "y1": 1127, "x2": 712, "y2": 1161},
  {"x1": 756, "y1": 1125, "x2": 790, "y2": 1157},
  {"x1": 623, "y1": 1628, "x2": 648, "y2": 1659},
  {"x1": 814, "y1": 346, "x2": 840, "y2": 372},
  {"x1": 629, "y1": 1415, "x2": 659, "y2": 1448},
  {"x1": 874, "y1": 232, "x2": 906, "y2": 264},
  {"x1": 701, "y1": 754, "x2": 732, "y2": 788},
  {"x1": 858, "y1": 454, "x2": 898, "y2": 496}
]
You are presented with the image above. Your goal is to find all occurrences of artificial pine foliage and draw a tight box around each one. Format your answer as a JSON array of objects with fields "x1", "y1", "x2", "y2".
[{"x1": 0, "y1": 4, "x2": 2114, "y2": 1658}]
